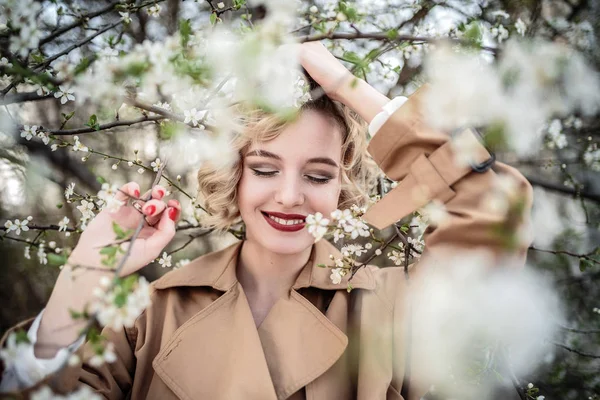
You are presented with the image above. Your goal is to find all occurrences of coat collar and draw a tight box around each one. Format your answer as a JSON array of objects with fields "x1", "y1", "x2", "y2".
[
  {"x1": 152, "y1": 239, "x2": 372, "y2": 400},
  {"x1": 153, "y1": 239, "x2": 376, "y2": 292}
]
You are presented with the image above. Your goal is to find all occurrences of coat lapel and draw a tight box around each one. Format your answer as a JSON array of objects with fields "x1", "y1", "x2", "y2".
[{"x1": 151, "y1": 240, "x2": 376, "y2": 400}]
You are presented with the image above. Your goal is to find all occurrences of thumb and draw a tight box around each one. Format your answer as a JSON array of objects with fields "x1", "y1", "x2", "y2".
[{"x1": 144, "y1": 207, "x2": 176, "y2": 252}]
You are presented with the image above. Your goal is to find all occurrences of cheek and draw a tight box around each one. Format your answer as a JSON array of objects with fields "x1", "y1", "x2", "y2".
[{"x1": 305, "y1": 180, "x2": 342, "y2": 214}]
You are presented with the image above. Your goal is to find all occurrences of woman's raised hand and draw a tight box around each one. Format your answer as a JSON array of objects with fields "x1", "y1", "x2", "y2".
[
  {"x1": 299, "y1": 41, "x2": 354, "y2": 102},
  {"x1": 67, "y1": 181, "x2": 181, "y2": 277}
]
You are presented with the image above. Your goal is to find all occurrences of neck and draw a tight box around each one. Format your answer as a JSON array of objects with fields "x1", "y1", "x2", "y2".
[{"x1": 237, "y1": 240, "x2": 312, "y2": 298}]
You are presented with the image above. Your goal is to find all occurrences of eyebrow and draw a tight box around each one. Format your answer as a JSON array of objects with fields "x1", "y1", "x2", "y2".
[{"x1": 245, "y1": 150, "x2": 339, "y2": 168}]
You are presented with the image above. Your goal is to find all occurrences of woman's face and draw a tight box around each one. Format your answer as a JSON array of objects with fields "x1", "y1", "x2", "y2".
[{"x1": 237, "y1": 109, "x2": 343, "y2": 255}]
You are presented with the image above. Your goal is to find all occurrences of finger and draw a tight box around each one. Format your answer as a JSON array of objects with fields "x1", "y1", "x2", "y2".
[
  {"x1": 142, "y1": 199, "x2": 166, "y2": 217},
  {"x1": 167, "y1": 205, "x2": 180, "y2": 222},
  {"x1": 152, "y1": 185, "x2": 166, "y2": 200},
  {"x1": 144, "y1": 207, "x2": 176, "y2": 251},
  {"x1": 115, "y1": 182, "x2": 141, "y2": 202}
]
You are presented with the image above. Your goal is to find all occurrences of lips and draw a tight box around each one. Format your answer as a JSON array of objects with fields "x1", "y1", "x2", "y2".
[{"x1": 261, "y1": 211, "x2": 306, "y2": 232}]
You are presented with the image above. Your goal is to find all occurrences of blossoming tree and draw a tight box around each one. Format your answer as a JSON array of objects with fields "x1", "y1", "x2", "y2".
[{"x1": 0, "y1": 0, "x2": 599, "y2": 399}]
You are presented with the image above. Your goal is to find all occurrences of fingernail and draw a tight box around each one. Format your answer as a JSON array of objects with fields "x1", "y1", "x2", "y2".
[
  {"x1": 157, "y1": 188, "x2": 165, "y2": 198},
  {"x1": 134, "y1": 189, "x2": 140, "y2": 198},
  {"x1": 145, "y1": 205, "x2": 156, "y2": 216},
  {"x1": 168, "y1": 207, "x2": 177, "y2": 221}
]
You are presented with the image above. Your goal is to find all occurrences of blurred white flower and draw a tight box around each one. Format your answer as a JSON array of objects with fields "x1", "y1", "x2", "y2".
[
  {"x1": 183, "y1": 108, "x2": 207, "y2": 128},
  {"x1": 147, "y1": 4, "x2": 161, "y2": 17},
  {"x1": 387, "y1": 250, "x2": 405, "y2": 266},
  {"x1": 119, "y1": 11, "x2": 131, "y2": 24},
  {"x1": 91, "y1": 276, "x2": 151, "y2": 330},
  {"x1": 490, "y1": 24, "x2": 509, "y2": 43},
  {"x1": 515, "y1": 18, "x2": 526, "y2": 36},
  {"x1": 0, "y1": 332, "x2": 31, "y2": 370},
  {"x1": 89, "y1": 342, "x2": 117, "y2": 367}
]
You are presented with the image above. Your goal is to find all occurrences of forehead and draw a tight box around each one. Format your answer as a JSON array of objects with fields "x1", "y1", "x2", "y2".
[{"x1": 247, "y1": 110, "x2": 343, "y2": 162}]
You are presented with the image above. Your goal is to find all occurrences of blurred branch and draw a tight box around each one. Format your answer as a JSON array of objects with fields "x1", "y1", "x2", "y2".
[
  {"x1": 0, "y1": 91, "x2": 52, "y2": 105},
  {"x1": 298, "y1": 31, "x2": 498, "y2": 54},
  {"x1": 48, "y1": 115, "x2": 165, "y2": 135},
  {"x1": 525, "y1": 174, "x2": 600, "y2": 203},
  {"x1": 38, "y1": 1, "x2": 122, "y2": 47},
  {"x1": 529, "y1": 246, "x2": 600, "y2": 265},
  {"x1": 552, "y1": 341, "x2": 600, "y2": 358}
]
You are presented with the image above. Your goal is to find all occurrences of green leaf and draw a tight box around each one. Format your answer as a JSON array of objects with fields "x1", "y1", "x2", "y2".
[
  {"x1": 179, "y1": 19, "x2": 192, "y2": 47},
  {"x1": 47, "y1": 253, "x2": 67, "y2": 267},
  {"x1": 210, "y1": 12, "x2": 217, "y2": 25},
  {"x1": 347, "y1": 283, "x2": 353, "y2": 293},
  {"x1": 73, "y1": 56, "x2": 93, "y2": 76},
  {"x1": 112, "y1": 221, "x2": 132, "y2": 240},
  {"x1": 100, "y1": 246, "x2": 118, "y2": 257},
  {"x1": 317, "y1": 263, "x2": 327, "y2": 268},
  {"x1": 84, "y1": 114, "x2": 100, "y2": 131},
  {"x1": 233, "y1": 0, "x2": 246, "y2": 9},
  {"x1": 61, "y1": 111, "x2": 75, "y2": 122},
  {"x1": 386, "y1": 29, "x2": 398, "y2": 41},
  {"x1": 56, "y1": 203, "x2": 63, "y2": 209},
  {"x1": 462, "y1": 21, "x2": 483, "y2": 47},
  {"x1": 14, "y1": 329, "x2": 31, "y2": 344}
]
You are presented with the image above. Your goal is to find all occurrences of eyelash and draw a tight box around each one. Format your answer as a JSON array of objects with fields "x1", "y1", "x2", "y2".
[{"x1": 250, "y1": 168, "x2": 332, "y2": 184}]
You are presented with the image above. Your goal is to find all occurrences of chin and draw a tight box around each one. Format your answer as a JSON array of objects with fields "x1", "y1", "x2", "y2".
[{"x1": 251, "y1": 230, "x2": 314, "y2": 256}]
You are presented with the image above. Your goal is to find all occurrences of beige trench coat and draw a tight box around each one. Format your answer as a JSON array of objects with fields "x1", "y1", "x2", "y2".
[{"x1": 0, "y1": 84, "x2": 533, "y2": 399}]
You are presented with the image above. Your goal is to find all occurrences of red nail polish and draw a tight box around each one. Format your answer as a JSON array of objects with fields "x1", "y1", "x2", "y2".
[
  {"x1": 146, "y1": 205, "x2": 156, "y2": 215},
  {"x1": 168, "y1": 207, "x2": 177, "y2": 221},
  {"x1": 134, "y1": 189, "x2": 140, "y2": 198},
  {"x1": 157, "y1": 189, "x2": 165, "y2": 198}
]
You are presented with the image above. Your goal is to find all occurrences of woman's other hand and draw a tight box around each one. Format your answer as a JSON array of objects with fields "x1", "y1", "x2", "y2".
[
  {"x1": 299, "y1": 41, "x2": 389, "y2": 123},
  {"x1": 299, "y1": 41, "x2": 353, "y2": 102},
  {"x1": 68, "y1": 181, "x2": 181, "y2": 277}
]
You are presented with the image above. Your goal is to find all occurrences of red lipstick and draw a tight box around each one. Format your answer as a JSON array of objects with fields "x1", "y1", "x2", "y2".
[{"x1": 262, "y1": 211, "x2": 306, "y2": 232}]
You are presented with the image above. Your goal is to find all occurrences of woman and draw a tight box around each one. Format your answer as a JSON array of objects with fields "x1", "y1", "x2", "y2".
[{"x1": 0, "y1": 42, "x2": 532, "y2": 399}]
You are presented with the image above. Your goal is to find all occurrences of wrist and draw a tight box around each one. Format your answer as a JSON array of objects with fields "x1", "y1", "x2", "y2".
[{"x1": 335, "y1": 77, "x2": 390, "y2": 124}]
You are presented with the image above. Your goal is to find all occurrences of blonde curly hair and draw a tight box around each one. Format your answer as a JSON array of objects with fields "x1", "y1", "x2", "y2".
[{"x1": 197, "y1": 82, "x2": 377, "y2": 231}]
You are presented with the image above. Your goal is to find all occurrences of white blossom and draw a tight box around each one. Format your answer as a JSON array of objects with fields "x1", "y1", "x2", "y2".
[
  {"x1": 4, "y1": 218, "x2": 30, "y2": 235},
  {"x1": 36, "y1": 130, "x2": 50, "y2": 145},
  {"x1": 20, "y1": 125, "x2": 38, "y2": 141},
  {"x1": 137, "y1": 167, "x2": 145, "y2": 174},
  {"x1": 330, "y1": 268, "x2": 343, "y2": 284},
  {"x1": 515, "y1": 18, "x2": 527, "y2": 36},
  {"x1": 306, "y1": 212, "x2": 330, "y2": 241},
  {"x1": 175, "y1": 258, "x2": 190, "y2": 269},
  {"x1": 0, "y1": 333, "x2": 32, "y2": 370},
  {"x1": 147, "y1": 4, "x2": 161, "y2": 17},
  {"x1": 158, "y1": 252, "x2": 172, "y2": 268},
  {"x1": 89, "y1": 342, "x2": 117, "y2": 367},
  {"x1": 341, "y1": 244, "x2": 367, "y2": 257},
  {"x1": 37, "y1": 243, "x2": 47, "y2": 265},
  {"x1": 64, "y1": 182, "x2": 75, "y2": 202},
  {"x1": 183, "y1": 108, "x2": 207, "y2": 128},
  {"x1": 387, "y1": 250, "x2": 405, "y2": 266},
  {"x1": 119, "y1": 11, "x2": 131, "y2": 24},
  {"x1": 217, "y1": 2, "x2": 225, "y2": 8},
  {"x1": 54, "y1": 85, "x2": 75, "y2": 104},
  {"x1": 91, "y1": 276, "x2": 151, "y2": 330},
  {"x1": 50, "y1": 143, "x2": 58, "y2": 151},
  {"x1": 72, "y1": 136, "x2": 89, "y2": 152},
  {"x1": 490, "y1": 24, "x2": 509, "y2": 43},
  {"x1": 151, "y1": 157, "x2": 163, "y2": 172},
  {"x1": 24, "y1": 246, "x2": 31, "y2": 259}
]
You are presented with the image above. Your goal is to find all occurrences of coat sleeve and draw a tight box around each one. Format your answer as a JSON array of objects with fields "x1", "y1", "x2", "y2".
[
  {"x1": 363, "y1": 83, "x2": 533, "y2": 263},
  {"x1": 0, "y1": 314, "x2": 140, "y2": 399},
  {"x1": 363, "y1": 84, "x2": 534, "y2": 400}
]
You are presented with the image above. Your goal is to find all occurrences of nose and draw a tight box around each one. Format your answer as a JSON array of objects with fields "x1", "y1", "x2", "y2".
[{"x1": 274, "y1": 175, "x2": 305, "y2": 208}]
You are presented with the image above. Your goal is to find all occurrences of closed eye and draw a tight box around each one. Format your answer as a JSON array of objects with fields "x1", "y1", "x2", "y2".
[
  {"x1": 305, "y1": 175, "x2": 332, "y2": 184},
  {"x1": 251, "y1": 167, "x2": 278, "y2": 177}
]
